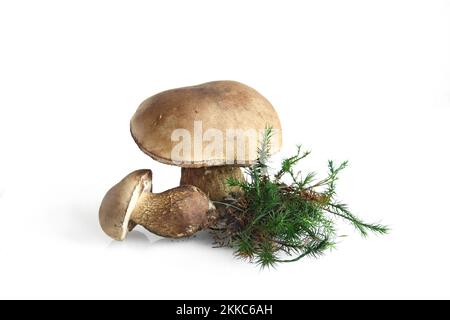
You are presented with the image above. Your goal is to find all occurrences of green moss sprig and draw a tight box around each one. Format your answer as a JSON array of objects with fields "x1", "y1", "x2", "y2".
[{"x1": 211, "y1": 128, "x2": 388, "y2": 268}]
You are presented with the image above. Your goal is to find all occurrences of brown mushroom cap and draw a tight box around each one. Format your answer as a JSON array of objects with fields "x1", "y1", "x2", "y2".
[
  {"x1": 130, "y1": 80, "x2": 282, "y2": 168},
  {"x1": 99, "y1": 169, "x2": 152, "y2": 241}
]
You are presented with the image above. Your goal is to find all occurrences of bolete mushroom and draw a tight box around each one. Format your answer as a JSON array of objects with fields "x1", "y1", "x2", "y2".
[
  {"x1": 99, "y1": 169, "x2": 215, "y2": 240},
  {"x1": 130, "y1": 80, "x2": 282, "y2": 201}
]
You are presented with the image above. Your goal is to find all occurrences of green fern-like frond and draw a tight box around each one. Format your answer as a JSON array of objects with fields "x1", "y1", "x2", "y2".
[{"x1": 211, "y1": 127, "x2": 388, "y2": 268}]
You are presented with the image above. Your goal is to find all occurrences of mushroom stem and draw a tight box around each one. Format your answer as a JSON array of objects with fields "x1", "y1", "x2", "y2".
[
  {"x1": 130, "y1": 185, "x2": 215, "y2": 238},
  {"x1": 180, "y1": 166, "x2": 244, "y2": 201}
]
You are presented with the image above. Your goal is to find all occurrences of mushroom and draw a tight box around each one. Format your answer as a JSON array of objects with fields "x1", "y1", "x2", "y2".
[
  {"x1": 130, "y1": 80, "x2": 282, "y2": 201},
  {"x1": 99, "y1": 169, "x2": 215, "y2": 240}
]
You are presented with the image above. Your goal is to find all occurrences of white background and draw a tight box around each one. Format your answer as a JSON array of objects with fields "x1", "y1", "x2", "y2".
[{"x1": 0, "y1": 0, "x2": 449, "y2": 299}]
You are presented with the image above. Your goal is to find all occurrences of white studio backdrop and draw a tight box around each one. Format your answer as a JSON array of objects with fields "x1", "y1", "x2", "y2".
[{"x1": 0, "y1": 0, "x2": 449, "y2": 299}]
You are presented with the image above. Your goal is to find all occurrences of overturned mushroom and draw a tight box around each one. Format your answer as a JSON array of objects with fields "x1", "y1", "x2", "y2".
[
  {"x1": 99, "y1": 169, "x2": 215, "y2": 240},
  {"x1": 130, "y1": 80, "x2": 282, "y2": 201}
]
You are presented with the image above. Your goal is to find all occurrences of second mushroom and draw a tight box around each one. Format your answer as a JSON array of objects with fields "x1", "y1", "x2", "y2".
[{"x1": 99, "y1": 169, "x2": 215, "y2": 240}]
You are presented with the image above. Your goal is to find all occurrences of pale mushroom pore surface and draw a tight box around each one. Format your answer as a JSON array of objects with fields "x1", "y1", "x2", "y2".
[{"x1": 121, "y1": 182, "x2": 144, "y2": 240}]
